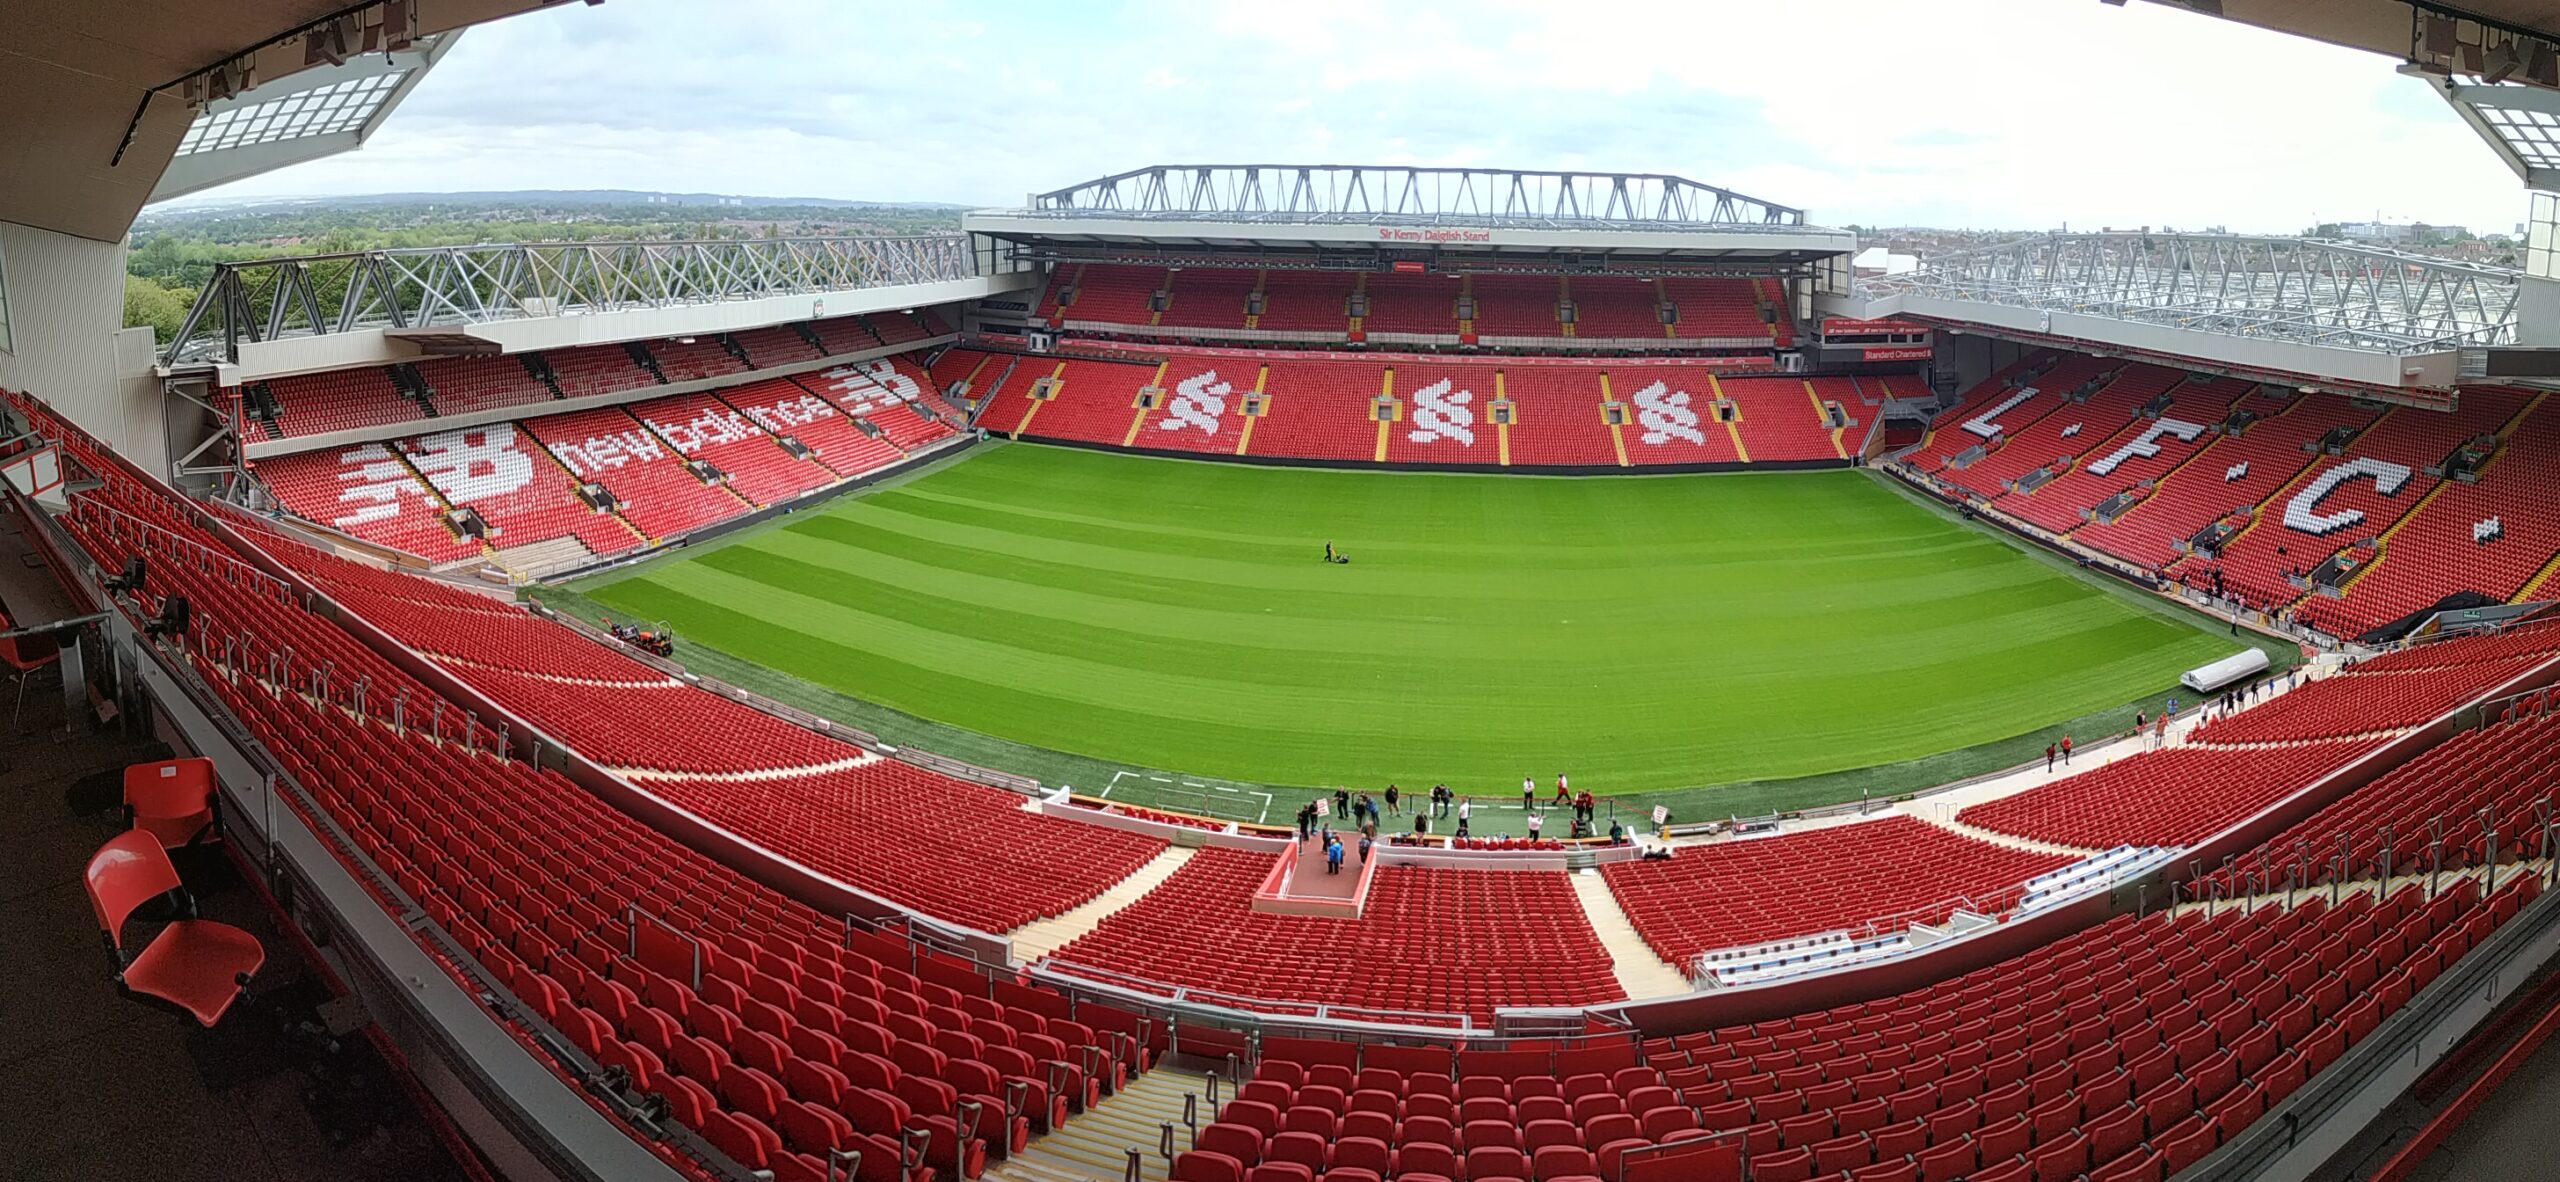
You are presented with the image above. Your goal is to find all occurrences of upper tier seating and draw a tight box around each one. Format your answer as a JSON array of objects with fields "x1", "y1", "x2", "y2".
[
  {"x1": 413, "y1": 355, "x2": 557, "y2": 418},
  {"x1": 1955, "y1": 737, "x2": 2385, "y2": 849},
  {"x1": 251, "y1": 443, "x2": 486, "y2": 563},
  {"x1": 1254, "y1": 270, "x2": 1352, "y2": 335},
  {"x1": 1059, "y1": 265, "x2": 1165, "y2": 327},
  {"x1": 730, "y1": 325, "x2": 825, "y2": 368},
  {"x1": 809, "y1": 317, "x2": 884, "y2": 357},
  {"x1": 635, "y1": 390, "x2": 835, "y2": 506},
  {"x1": 1157, "y1": 267, "x2": 1256, "y2": 332},
  {"x1": 1600, "y1": 816, "x2": 2076, "y2": 971},
  {"x1": 1662, "y1": 277, "x2": 1780, "y2": 345},
  {"x1": 867, "y1": 313, "x2": 941, "y2": 347},
  {"x1": 1569, "y1": 276, "x2": 1673, "y2": 340},
  {"x1": 1052, "y1": 847, "x2": 1624, "y2": 1022},
  {"x1": 1361, "y1": 272, "x2": 1462, "y2": 338},
  {"x1": 1183, "y1": 873, "x2": 2543, "y2": 1182},
  {"x1": 651, "y1": 337, "x2": 753, "y2": 385},
  {"x1": 548, "y1": 344, "x2": 662, "y2": 401},
  {"x1": 524, "y1": 406, "x2": 750, "y2": 539},
  {"x1": 263, "y1": 366, "x2": 419, "y2": 438},
  {"x1": 1468, "y1": 273, "x2": 1564, "y2": 339}
]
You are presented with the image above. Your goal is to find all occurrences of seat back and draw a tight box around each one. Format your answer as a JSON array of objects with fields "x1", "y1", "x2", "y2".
[{"x1": 84, "y1": 829, "x2": 182, "y2": 950}]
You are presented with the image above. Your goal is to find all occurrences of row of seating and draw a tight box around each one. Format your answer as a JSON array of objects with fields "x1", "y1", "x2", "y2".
[
  {"x1": 977, "y1": 344, "x2": 1852, "y2": 469},
  {"x1": 1039, "y1": 263, "x2": 1791, "y2": 349},
  {"x1": 1599, "y1": 816, "x2": 2076, "y2": 971},
  {"x1": 231, "y1": 310, "x2": 956, "y2": 439},
  {"x1": 1954, "y1": 737, "x2": 2387, "y2": 851},
  {"x1": 1050, "y1": 847, "x2": 1625, "y2": 1022},
  {"x1": 2185, "y1": 655, "x2": 2549, "y2": 745}
]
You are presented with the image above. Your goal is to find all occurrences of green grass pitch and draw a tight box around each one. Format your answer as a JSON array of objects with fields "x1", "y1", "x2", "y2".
[{"x1": 573, "y1": 444, "x2": 2246, "y2": 795}]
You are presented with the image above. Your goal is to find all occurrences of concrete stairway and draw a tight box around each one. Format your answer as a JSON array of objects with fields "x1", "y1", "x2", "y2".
[
  {"x1": 984, "y1": 1063, "x2": 1226, "y2": 1182},
  {"x1": 1568, "y1": 868, "x2": 1694, "y2": 999},
  {"x1": 1010, "y1": 846, "x2": 1195, "y2": 961}
]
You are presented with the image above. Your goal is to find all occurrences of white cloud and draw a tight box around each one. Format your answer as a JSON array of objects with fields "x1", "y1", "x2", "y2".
[{"x1": 195, "y1": 0, "x2": 2529, "y2": 234}]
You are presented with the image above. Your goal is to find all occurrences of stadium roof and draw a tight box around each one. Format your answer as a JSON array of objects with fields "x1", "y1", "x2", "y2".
[
  {"x1": 1832, "y1": 231, "x2": 2519, "y2": 396},
  {"x1": 968, "y1": 165, "x2": 1857, "y2": 264},
  {"x1": 0, "y1": 0, "x2": 569, "y2": 243},
  {"x1": 2141, "y1": 1, "x2": 2560, "y2": 193}
]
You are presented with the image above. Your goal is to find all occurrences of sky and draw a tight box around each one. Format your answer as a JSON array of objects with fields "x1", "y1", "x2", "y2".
[{"x1": 198, "y1": 0, "x2": 2530, "y2": 234}]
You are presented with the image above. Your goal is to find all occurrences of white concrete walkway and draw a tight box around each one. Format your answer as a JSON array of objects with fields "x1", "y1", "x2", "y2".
[
  {"x1": 1570, "y1": 868, "x2": 1696, "y2": 1000},
  {"x1": 1009, "y1": 845, "x2": 1195, "y2": 961}
]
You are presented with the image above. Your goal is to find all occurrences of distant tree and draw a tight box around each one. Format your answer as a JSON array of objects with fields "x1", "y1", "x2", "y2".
[{"x1": 122, "y1": 275, "x2": 193, "y2": 347}]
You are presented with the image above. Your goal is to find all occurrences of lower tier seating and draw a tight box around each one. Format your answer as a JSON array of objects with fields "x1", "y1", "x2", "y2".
[
  {"x1": 524, "y1": 406, "x2": 753, "y2": 539},
  {"x1": 2187, "y1": 654, "x2": 2548, "y2": 745},
  {"x1": 1956, "y1": 737, "x2": 2385, "y2": 850},
  {"x1": 252, "y1": 444, "x2": 485, "y2": 563},
  {"x1": 2199, "y1": 704, "x2": 2560, "y2": 898},
  {"x1": 1600, "y1": 817, "x2": 2076, "y2": 971},
  {"x1": 1051, "y1": 847, "x2": 1624, "y2": 1022}
]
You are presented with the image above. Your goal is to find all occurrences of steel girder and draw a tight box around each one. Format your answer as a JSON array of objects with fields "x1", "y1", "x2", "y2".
[
  {"x1": 164, "y1": 235, "x2": 975, "y2": 366},
  {"x1": 1860, "y1": 232, "x2": 2519, "y2": 354},
  {"x1": 1025, "y1": 164, "x2": 1810, "y2": 229}
]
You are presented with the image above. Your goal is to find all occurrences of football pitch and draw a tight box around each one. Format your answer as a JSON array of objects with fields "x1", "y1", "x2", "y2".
[{"x1": 570, "y1": 444, "x2": 2251, "y2": 796}]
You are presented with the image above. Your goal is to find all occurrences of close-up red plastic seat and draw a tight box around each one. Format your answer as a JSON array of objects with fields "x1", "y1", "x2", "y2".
[
  {"x1": 83, "y1": 828, "x2": 265, "y2": 1026},
  {"x1": 123, "y1": 756, "x2": 218, "y2": 849}
]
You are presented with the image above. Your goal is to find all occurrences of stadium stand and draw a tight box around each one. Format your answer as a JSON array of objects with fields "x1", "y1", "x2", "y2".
[
  {"x1": 1469, "y1": 273, "x2": 1564, "y2": 339},
  {"x1": 1569, "y1": 275, "x2": 1674, "y2": 340},
  {"x1": 1599, "y1": 816, "x2": 2077, "y2": 971},
  {"x1": 1620, "y1": 366, "x2": 1744, "y2": 467},
  {"x1": 2186, "y1": 656, "x2": 2551, "y2": 745},
  {"x1": 1159, "y1": 266, "x2": 1257, "y2": 332},
  {"x1": 731, "y1": 324, "x2": 827, "y2": 368},
  {"x1": 650, "y1": 336, "x2": 753, "y2": 385},
  {"x1": 1936, "y1": 355, "x2": 2131, "y2": 497},
  {"x1": 1501, "y1": 365, "x2": 1620, "y2": 467},
  {"x1": 1362, "y1": 272, "x2": 1463, "y2": 339},
  {"x1": 1662, "y1": 276, "x2": 1785, "y2": 345},
  {"x1": 1050, "y1": 847, "x2": 1624, "y2": 1022},
  {"x1": 720, "y1": 377, "x2": 907, "y2": 477},
  {"x1": 1255, "y1": 270, "x2": 1353, "y2": 335},
  {"x1": 548, "y1": 343, "x2": 663, "y2": 401},
  {"x1": 1181, "y1": 874, "x2": 2544, "y2": 1182},
  {"x1": 1955, "y1": 738, "x2": 2387, "y2": 850},
  {"x1": 263, "y1": 366, "x2": 421, "y2": 438},
  {"x1": 243, "y1": 532, "x2": 1166, "y2": 935},
  {"x1": 2170, "y1": 390, "x2": 2528, "y2": 614},
  {"x1": 413, "y1": 354, "x2": 558, "y2": 417},
  {"x1": 1136, "y1": 356, "x2": 1260, "y2": 456},
  {"x1": 2066, "y1": 393, "x2": 2354, "y2": 570},
  {"x1": 1719, "y1": 376, "x2": 1845, "y2": 462},
  {"x1": 525, "y1": 406, "x2": 753, "y2": 539},
  {"x1": 36, "y1": 423, "x2": 1157, "y2": 1178},
  {"x1": 2297, "y1": 393, "x2": 2560, "y2": 637},
  {"x1": 2198, "y1": 703, "x2": 2560, "y2": 897},
  {"x1": 635, "y1": 390, "x2": 835, "y2": 506},
  {"x1": 2001, "y1": 373, "x2": 2255, "y2": 536},
  {"x1": 250, "y1": 442, "x2": 488, "y2": 562},
  {"x1": 1238, "y1": 354, "x2": 1386, "y2": 463}
]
